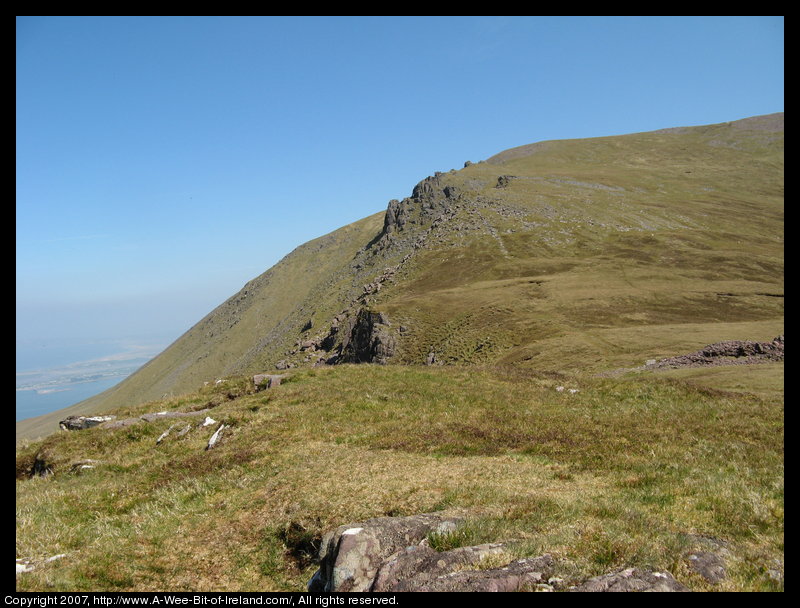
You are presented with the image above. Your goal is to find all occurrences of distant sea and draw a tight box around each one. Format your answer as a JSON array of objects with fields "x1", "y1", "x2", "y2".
[{"x1": 16, "y1": 339, "x2": 166, "y2": 422}]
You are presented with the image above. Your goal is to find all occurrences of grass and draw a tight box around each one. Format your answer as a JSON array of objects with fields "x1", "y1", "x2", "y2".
[
  {"x1": 16, "y1": 114, "x2": 783, "y2": 591},
  {"x1": 16, "y1": 363, "x2": 783, "y2": 591}
]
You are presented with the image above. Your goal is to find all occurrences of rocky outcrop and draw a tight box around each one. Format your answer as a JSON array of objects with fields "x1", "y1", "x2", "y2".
[
  {"x1": 59, "y1": 415, "x2": 116, "y2": 431},
  {"x1": 569, "y1": 567, "x2": 690, "y2": 592},
  {"x1": 680, "y1": 534, "x2": 731, "y2": 584},
  {"x1": 373, "y1": 173, "x2": 458, "y2": 252},
  {"x1": 140, "y1": 410, "x2": 212, "y2": 422},
  {"x1": 339, "y1": 309, "x2": 395, "y2": 364},
  {"x1": 645, "y1": 335, "x2": 784, "y2": 370},
  {"x1": 369, "y1": 542, "x2": 507, "y2": 591},
  {"x1": 495, "y1": 175, "x2": 516, "y2": 188},
  {"x1": 382, "y1": 199, "x2": 408, "y2": 236},
  {"x1": 309, "y1": 513, "x2": 695, "y2": 593},
  {"x1": 308, "y1": 512, "x2": 463, "y2": 592}
]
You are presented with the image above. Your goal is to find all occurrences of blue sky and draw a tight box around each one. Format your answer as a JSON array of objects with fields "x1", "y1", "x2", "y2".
[{"x1": 16, "y1": 16, "x2": 784, "y2": 362}]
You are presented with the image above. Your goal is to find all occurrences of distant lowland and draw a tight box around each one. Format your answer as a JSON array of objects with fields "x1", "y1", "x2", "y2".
[{"x1": 16, "y1": 343, "x2": 164, "y2": 422}]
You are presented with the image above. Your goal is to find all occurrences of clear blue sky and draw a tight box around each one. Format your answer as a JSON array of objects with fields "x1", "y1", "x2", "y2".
[{"x1": 16, "y1": 16, "x2": 784, "y2": 358}]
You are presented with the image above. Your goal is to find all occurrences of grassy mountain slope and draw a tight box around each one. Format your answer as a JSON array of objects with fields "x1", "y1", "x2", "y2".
[
  {"x1": 18, "y1": 113, "x2": 783, "y2": 444},
  {"x1": 16, "y1": 114, "x2": 784, "y2": 592}
]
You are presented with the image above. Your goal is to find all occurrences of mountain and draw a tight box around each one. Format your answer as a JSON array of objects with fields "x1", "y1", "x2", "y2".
[
  {"x1": 16, "y1": 113, "x2": 783, "y2": 442},
  {"x1": 15, "y1": 114, "x2": 784, "y2": 593}
]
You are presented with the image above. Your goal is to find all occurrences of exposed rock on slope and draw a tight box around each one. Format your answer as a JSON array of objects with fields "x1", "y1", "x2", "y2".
[
  {"x1": 308, "y1": 512, "x2": 463, "y2": 592},
  {"x1": 338, "y1": 310, "x2": 395, "y2": 364},
  {"x1": 646, "y1": 336, "x2": 784, "y2": 370}
]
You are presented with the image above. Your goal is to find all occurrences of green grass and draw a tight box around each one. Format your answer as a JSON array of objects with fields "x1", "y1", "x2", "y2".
[
  {"x1": 16, "y1": 363, "x2": 783, "y2": 591},
  {"x1": 16, "y1": 114, "x2": 783, "y2": 591}
]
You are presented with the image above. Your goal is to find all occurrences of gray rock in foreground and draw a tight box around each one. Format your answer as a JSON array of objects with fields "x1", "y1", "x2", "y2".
[
  {"x1": 308, "y1": 512, "x2": 462, "y2": 592},
  {"x1": 309, "y1": 513, "x2": 693, "y2": 593}
]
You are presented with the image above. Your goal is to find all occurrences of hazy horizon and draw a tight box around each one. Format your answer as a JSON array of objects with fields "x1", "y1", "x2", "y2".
[{"x1": 15, "y1": 336, "x2": 170, "y2": 421}]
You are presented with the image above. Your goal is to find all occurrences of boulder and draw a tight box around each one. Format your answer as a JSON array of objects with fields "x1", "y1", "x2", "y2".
[
  {"x1": 253, "y1": 374, "x2": 286, "y2": 390},
  {"x1": 308, "y1": 512, "x2": 463, "y2": 592},
  {"x1": 495, "y1": 175, "x2": 516, "y2": 188}
]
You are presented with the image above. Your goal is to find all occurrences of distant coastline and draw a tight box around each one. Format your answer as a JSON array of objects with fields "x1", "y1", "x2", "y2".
[{"x1": 15, "y1": 340, "x2": 165, "y2": 422}]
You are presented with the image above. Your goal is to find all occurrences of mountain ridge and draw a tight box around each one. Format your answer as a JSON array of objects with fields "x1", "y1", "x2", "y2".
[{"x1": 16, "y1": 112, "x2": 783, "y2": 442}]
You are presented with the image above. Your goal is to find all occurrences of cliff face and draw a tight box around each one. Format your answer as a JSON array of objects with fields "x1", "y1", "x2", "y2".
[{"x1": 28, "y1": 113, "x2": 782, "y2": 437}]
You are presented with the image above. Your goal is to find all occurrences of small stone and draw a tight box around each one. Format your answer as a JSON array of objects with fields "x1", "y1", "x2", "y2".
[
  {"x1": 205, "y1": 424, "x2": 226, "y2": 450},
  {"x1": 156, "y1": 424, "x2": 179, "y2": 445},
  {"x1": 16, "y1": 562, "x2": 34, "y2": 574}
]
